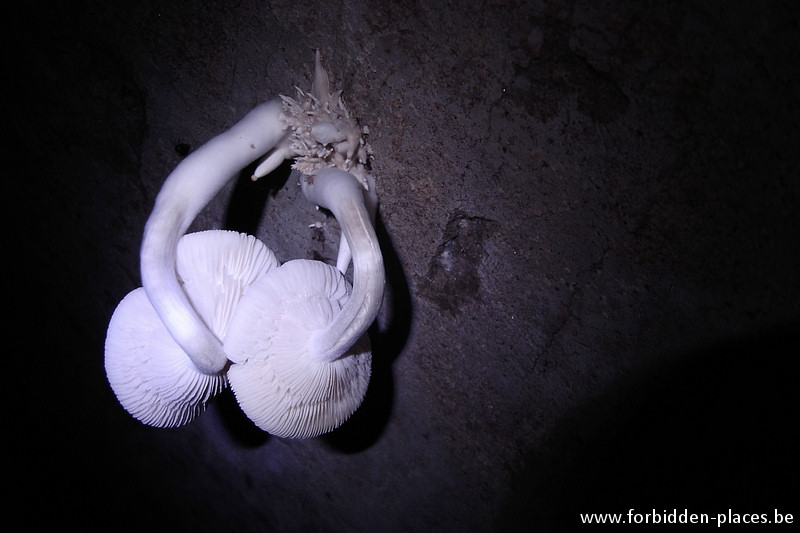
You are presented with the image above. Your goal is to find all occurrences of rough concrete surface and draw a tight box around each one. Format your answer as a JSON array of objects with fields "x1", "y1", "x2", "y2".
[{"x1": 10, "y1": 1, "x2": 799, "y2": 531}]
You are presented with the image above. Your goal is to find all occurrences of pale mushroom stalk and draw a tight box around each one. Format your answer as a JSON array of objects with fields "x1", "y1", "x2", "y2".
[
  {"x1": 141, "y1": 98, "x2": 287, "y2": 375},
  {"x1": 334, "y1": 172, "x2": 378, "y2": 274},
  {"x1": 301, "y1": 167, "x2": 385, "y2": 363}
]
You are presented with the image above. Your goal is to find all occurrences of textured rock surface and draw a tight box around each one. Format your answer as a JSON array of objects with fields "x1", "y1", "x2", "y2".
[{"x1": 11, "y1": 1, "x2": 799, "y2": 531}]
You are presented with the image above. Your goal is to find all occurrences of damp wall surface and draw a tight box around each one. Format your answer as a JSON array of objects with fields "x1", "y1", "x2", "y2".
[{"x1": 11, "y1": 1, "x2": 799, "y2": 531}]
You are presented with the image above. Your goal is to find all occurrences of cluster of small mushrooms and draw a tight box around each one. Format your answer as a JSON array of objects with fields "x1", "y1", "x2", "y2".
[{"x1": 105, "y1": 52, "x2": 385, "y2": 438}]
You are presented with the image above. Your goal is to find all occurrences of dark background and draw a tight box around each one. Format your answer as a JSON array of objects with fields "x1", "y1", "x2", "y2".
[{"x1": 9, "y1": 1, "x2": 798, "y2": 531}]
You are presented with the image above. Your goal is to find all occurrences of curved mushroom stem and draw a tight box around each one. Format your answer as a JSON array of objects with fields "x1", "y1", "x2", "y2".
[
  {"x1": 334, "y1": 172, "x2": 378, "y2": 274},
  {"x1": 251, "y1": 136, "x2": 295, "y2": 181},
  {"x1": 141, "y1": 98, "x2": 288, "y2": 375},
  {"x1": 301, "y1": 168, "x2": 385, "y2": 362}
]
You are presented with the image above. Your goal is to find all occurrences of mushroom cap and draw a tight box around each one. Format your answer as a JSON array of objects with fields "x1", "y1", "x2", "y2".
[
  {"x1": 176, "y1": 230, "x2": 279, "y2": 339},
  {"x1": 225, "y1": 259, "x2": 372, "y2": 438},
  {"x1": 105, "y1": 230, "x2": 278, "y2": 427},
  {"x1": 105, "y1": 287, "x2": 227, "y2": 427}
]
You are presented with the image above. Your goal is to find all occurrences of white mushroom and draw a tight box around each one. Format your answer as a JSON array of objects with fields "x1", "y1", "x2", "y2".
[
  {"x1": 223, "y1": 170, "x2": 383, "y2": 438},
  {"x1": 107, "y1": 52, "x2": 384, "y2": 437},
  {"x1": 105, "y1": 230, "x2": 278, "y2": 427},
  {"x1": 105, "y1": 287, "x2": 223, "y2": 427},
  {"x1": 225, "y1": 259, "x2": 372, "y2": 438},
  {"x1": 140, "y1": 98, "x2": 288, "y2": 375},
  {"x1": 221, "y1": 56, "x2": 385, "y2": 438}
]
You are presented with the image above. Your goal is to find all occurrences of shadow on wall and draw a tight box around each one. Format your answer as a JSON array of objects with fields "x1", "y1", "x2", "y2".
[
  {"x1": 224, "y1": 160, "x2": 293, "y2": 236},
  {"x1": 215, "y1": 164, "x2": 413, "y2": 450},
  {"x1": 497, "y1": 323, "x2": 800, "y2": 532}
]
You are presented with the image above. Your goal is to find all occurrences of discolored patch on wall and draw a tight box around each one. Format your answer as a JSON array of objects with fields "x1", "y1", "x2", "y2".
[{"x1": 421, "y1": 212, "x2": 500, "y2": 315}]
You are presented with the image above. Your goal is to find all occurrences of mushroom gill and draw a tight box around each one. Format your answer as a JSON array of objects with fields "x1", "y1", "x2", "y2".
[
  {"x1": 105, "y1": 230, "x2": 278, "y2": 427},
  {"x1": 225, "y1": 259, "x2": 372, "y2": 438}
]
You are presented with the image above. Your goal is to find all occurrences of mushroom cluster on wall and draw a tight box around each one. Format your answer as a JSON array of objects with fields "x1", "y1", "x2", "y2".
[{"x1": 105, "y1": 52, "x2": 385, "y2": 439}]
